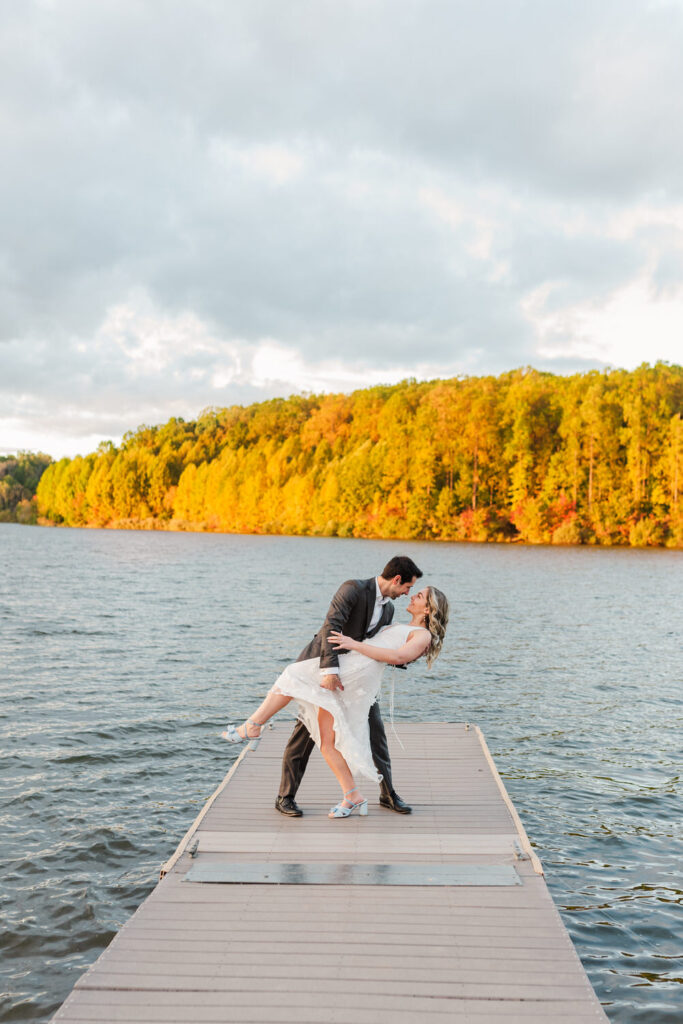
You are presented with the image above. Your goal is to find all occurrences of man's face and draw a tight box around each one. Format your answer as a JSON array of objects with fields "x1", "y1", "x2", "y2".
[{"x1": 387, "y1": 575, "x2": 417, "y2": 600}]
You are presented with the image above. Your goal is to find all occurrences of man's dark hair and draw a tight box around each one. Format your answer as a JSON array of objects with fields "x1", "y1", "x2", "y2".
[{"x1": 381, "y1": 555, "x2": 423, "y2": 584}]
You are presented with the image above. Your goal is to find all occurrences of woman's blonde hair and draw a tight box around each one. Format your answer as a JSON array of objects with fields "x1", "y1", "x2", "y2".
[{"x1": 424, "y1": 586, "x2": 449, "y2": 667}]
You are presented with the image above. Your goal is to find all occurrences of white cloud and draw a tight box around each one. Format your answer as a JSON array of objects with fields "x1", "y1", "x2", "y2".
[
  {"x1": 95, "y1": 292, "x2": 231, "y2": 376},
  {"x1": 210, "y1": 139, "x2": 306, "y2": 185},
  {"x1": 419, "y1": 187, "x2": 465, "y2": 229},
  {"x1": 524, "y1": 274, "x2": 683, "y2": 367},
  {"x1": 603, "y1": 200, "x2": 683, "y2": 243},
  {"x1": 248, "y1": 339, "x2": 449, "y2": 394}
]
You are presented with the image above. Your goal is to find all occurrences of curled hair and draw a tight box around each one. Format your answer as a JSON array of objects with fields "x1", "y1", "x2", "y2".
[{"x1": 423, "y1": 586, "x2": 449, "y2": 667}]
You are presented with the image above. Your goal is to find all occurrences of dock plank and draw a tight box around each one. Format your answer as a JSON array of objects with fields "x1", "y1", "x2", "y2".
[{"x1": 52, "y1": 723, "x2": 607, "y2": 1023}]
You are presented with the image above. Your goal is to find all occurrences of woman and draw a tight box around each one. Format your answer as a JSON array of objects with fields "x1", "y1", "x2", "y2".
[{"x1": 222, "y1": 586, "x2": 449, "y2": 818}]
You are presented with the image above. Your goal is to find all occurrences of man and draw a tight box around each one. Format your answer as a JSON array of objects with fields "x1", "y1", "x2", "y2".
[{"x1": 275, "y1": 554, "x2": 422, "y2": 817}]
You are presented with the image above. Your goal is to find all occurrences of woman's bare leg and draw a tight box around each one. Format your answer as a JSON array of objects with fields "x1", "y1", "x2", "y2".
[
  {"x1": 317, "y1": 707, "x2": 365, "y2": 806},
  {"x1": 236, "y1": 690, "x2": 292, "y2": 739}
]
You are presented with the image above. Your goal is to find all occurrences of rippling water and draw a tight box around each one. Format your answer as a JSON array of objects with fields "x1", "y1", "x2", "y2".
[{"x1": 1, "y1": 524, "x2": 681, "y2": 1022}]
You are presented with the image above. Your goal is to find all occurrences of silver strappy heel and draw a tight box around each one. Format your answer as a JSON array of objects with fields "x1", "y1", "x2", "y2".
[
  {"x1": 220, "y1": 718, "x2": 263, "y2": 750},
  {"x1": 329, "y1": 787, "x2": 368, "y2": 818}
]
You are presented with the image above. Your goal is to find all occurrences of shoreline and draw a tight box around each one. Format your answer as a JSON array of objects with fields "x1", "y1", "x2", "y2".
[{"x1": 6, "y1": 517, "x2": 681, "y2": 549}]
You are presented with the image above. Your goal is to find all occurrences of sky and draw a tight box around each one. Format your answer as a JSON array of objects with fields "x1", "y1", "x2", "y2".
[{"x1": 2, "y1": 0, "x2": 683, "y2": 459}]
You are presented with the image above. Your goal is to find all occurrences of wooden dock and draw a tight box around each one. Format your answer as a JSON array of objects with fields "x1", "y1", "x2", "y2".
[{"x1": 52, "y1": 723, "x2": 608, "y2": 1023}]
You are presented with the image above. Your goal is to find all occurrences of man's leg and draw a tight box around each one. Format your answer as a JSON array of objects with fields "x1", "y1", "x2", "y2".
[
  {"x1": 278, "y1": 719, "x2": 316, "y2": 800},
  {"x1": 368, "y1": 702, "x2": 393, "y2": 800},
  {"x1": 368, "y1": 702, "x2": 412, "y2": 813}
]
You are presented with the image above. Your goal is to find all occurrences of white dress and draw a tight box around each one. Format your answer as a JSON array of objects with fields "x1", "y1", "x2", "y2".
[{"x1": 271, "y1": 623, "x2": 429, "y2": 784}]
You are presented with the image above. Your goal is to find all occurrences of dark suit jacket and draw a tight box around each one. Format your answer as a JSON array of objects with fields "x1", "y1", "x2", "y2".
[{"x1": 297, "y1": 577, "x2": 394, "y2": 670}]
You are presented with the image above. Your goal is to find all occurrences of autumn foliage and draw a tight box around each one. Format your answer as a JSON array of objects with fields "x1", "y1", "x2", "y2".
[
  {"x1": 0, "y1": 453, "x2": 52, "y2": 523},
  {"x1": 35, "y1": 364, "x2": 683, "y2": 547}
]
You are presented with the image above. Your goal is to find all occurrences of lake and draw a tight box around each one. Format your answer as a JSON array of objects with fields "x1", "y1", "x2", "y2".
[{"x1": 0, "y1": 524, "x2": 681, "y2": 1022}]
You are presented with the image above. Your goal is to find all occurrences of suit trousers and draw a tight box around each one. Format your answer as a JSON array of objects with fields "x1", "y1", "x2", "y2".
[{"x1": 278, "y1": 700, "x2": 394, "y2": 800}]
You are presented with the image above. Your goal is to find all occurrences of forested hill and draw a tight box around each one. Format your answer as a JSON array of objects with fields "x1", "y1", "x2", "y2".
[
  {"x1": 35, "y1": 364, "x2": 683, "y2": 547},
  {"x1": 0, "y1": 453, "x2": 52, "y2": 523}
]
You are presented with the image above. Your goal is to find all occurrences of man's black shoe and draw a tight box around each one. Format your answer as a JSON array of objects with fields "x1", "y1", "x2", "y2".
[
  {"x1": 379, "y1": 791, "x2": 412, "y2": 814},
  {"x1": 275, "y1": 796, "x2": 303, "y2": 817}
]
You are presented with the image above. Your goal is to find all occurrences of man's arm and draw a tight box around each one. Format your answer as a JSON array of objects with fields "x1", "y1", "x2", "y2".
[{"x1": 317, "y1": 580, "x2": 363, "y2": 689}]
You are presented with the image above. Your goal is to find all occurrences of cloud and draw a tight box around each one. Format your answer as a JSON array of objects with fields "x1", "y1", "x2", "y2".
[
  {"x1": 210, "y1": 140, "x2": 306, "y2": 186},
  {"x1": 525, "y1": 273, "x2": 683, "y2": 367},
  {"x1": 1, "y1": 0, "x2": 683, "y2": 457}
]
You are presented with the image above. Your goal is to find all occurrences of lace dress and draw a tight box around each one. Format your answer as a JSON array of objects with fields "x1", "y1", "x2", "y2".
[{"x1": 271, "y1": 623, "x2": 429, "y2": 783}]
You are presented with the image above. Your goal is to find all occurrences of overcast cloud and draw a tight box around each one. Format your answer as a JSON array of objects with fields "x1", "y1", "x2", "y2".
[{"x1": 2, "y1": 0, "x2": 683, "y2": 457}]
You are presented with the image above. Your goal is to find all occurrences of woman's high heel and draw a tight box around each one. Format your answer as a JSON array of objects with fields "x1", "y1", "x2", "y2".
[
  {"x1": 220, "y1": 719, "x2": 263, "y2": 750},
  {"x1": 329, "y1": 787, "x2": 368, "y2": 818}
]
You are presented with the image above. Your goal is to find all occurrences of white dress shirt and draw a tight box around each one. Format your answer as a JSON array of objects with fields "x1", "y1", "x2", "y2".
[{"x1": 368, "y1": 576, "x2": 389, "y2": 631}]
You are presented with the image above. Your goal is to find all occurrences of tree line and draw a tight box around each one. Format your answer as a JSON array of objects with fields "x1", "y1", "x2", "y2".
[
  {"x1": 0, "y1": 453, "x2": 52, "y2": 523},
  {"x1": 33, "y1": 364, "x2": 683, "y2": 547}
]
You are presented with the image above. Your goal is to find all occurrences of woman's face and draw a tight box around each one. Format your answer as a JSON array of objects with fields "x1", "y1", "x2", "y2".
[{"x1": 408, "y1": 588, "x2": 430, "y2": 618}]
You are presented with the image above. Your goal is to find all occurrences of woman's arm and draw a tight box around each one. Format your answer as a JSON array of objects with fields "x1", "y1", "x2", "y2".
[{"x1": 329, "y1": 629, "x2": 429, "y2": 666}]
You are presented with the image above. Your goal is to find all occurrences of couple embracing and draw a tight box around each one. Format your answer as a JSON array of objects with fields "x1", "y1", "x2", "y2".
[{"x1": 222, "y1": 555, "x2": 449, "y2": 818}]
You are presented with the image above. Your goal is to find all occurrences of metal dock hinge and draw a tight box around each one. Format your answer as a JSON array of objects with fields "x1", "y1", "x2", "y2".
[{"x1": 188, "y1": 839, "x2": 199, "y2": 858}]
